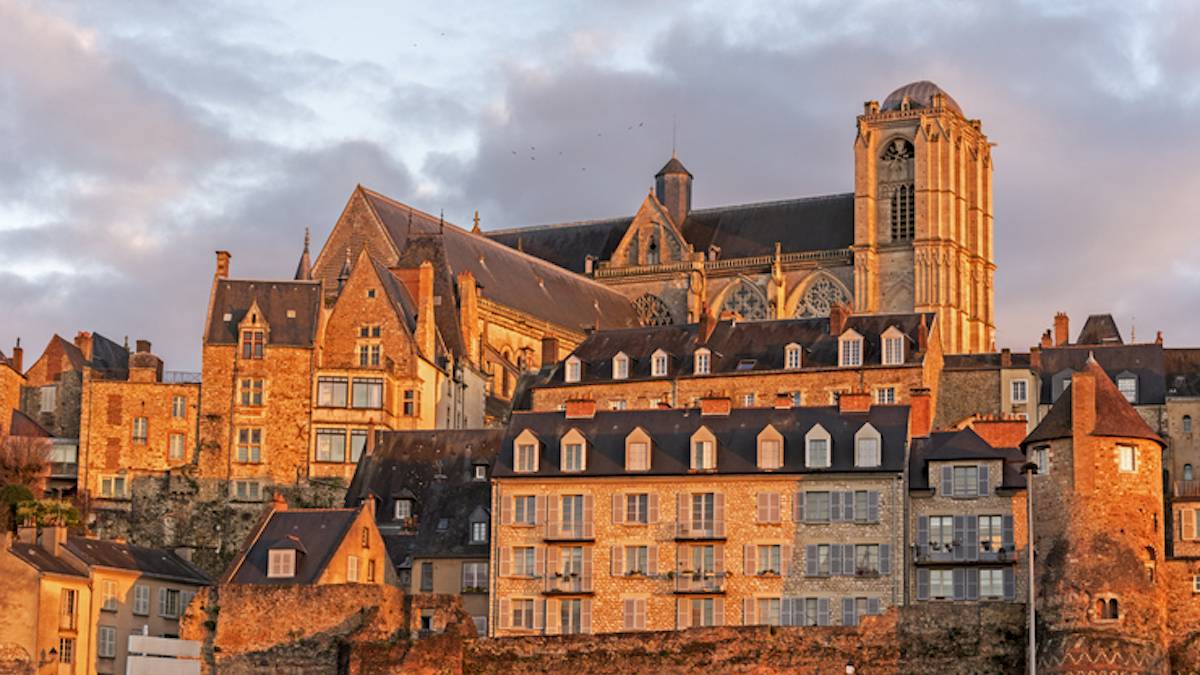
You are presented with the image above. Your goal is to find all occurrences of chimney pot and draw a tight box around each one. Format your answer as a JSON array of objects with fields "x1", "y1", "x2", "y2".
[
  {"x1": 11, "y1": 339, "x2": 22, "y2": 373},
  {"x1": 838, "y1": 390, "x2": 873, "y2": 414},
  {"x1": 1054, "y1": 312, "x2": 1069, "y2": 346},
  {"x1": 908, "y1": 387, "x2": 933, "y2": 438},
  {"x1": 565, "y1": 399, "x2": 597, "y2": 419},
  {"x1": 1000, "y1": 348, "x2": 1012, "y2": 368},
  {"x1": 1040, "y1": 330, "x2": 1053, "y2": 349},
  {"x1": 272, "y1": 492, "x2": 288, "y2": 511},
  {"x1": 135, "y1": 339, "x2": 151, "y2": 354},
  {"x1": 215, "y1": 251, "x2": 231, "y2": 279},
  {"x1": 774, "y1": 392, "x2": 793, "y2": 410},
  {"x1": 1155, "y1": 331, "x2": 1163, "y2": 345},
  {"x1": 699, "y1": 396, "x2": 731, "y2": 417}
]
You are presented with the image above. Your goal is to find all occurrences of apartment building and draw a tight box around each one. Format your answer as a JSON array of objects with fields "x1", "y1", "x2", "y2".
[{"x1": 490, "y1": 392, "x2": 915, "y2": 636}]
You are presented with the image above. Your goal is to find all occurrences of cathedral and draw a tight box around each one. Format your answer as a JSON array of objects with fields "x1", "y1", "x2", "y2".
[{"x1": 487, "y1": 80, "x2": 996, "y2": 354}]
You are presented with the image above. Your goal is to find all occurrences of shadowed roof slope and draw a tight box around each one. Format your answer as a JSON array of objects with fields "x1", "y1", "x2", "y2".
[
  {"x1": 228, "y1": 509, "x2": 359, "y2": 585},
  {"x1": 1024, "y1": 359, "x2": 1164, "y2": 447},
  {"x1": 205, "y1": 280, "x2": 322, "y2": 347},
  {"x1": 1035, "y1": 343, "x2": 1164, "y2": 405},
  {"x1": 909, "y1": 427, "x2": 1027, "y2": 491},
  {"x1": 10, "y1": 542, "x2": 88, "y2": 577},
  {"x1": 65, "y1": 537, "x2": 211, "y2": 584},
  {"x1": 1076, "y1": 314, "x2": 1123, "y2": 345}
]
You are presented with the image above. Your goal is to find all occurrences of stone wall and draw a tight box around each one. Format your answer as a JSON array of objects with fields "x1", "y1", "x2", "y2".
[{"x1": 935, "y1": 368, "x2": 999, "y2": 428}]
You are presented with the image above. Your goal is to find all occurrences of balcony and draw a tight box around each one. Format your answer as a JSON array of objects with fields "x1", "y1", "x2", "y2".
[
  {"x1": 675, "y1": 521, "x2": 726, "y2": 540},
  {"x1": 543, "y1": 522, "x2": 594, "y2": 542},
  {"x1": 674, "y1": 572, "x2": 725, "y2": 594},
  {"x1": 1174, "y1": 480, "x2": 1200, "y2": 500},
  {"x1": 49, "y1": 462, "x2": 78, "y2": 479},
  {"x1": 913, "y1": 543, "x2": 1017, "y2": 565},
  {"x1": 544, "y1": 573, "x2": 593, "y2": 594}
]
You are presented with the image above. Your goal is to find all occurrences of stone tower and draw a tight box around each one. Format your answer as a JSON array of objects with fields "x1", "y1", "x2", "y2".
[
  {"x1": 1022, "y1": 358, "x2": 1169, "y2": 673},
  {"x1": 852, "y1": 80, "x2": 995, "y2": 354}
]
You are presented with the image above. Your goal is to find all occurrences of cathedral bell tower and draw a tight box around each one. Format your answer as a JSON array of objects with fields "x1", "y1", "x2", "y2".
[{"x1": 852, "y1": 81, "x2": 995, "y2": 354}]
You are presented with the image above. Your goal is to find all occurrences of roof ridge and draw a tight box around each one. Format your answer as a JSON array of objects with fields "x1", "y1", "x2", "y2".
[
  {"x1": 219, "y1": 278, "x2": 322, "y2": 287},
  {"x1": 359, "y1": 185, "x2": 447, "y2": 227}
]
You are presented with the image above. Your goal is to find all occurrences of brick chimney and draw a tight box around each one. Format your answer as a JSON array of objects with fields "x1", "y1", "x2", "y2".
[
  {"x1": 1070, "y1": 366, "x2": 1098, "y2": 492},
  {"x1": 1000, "y1": 348, "x2": 1012, "y2": 368},
  {"x1": 829, "y1": 302, "x2": 851, "y2": 336},
  {"x1": 565, "y1": 399, "x2": 597, "y2": 419},
  {"x1": 457, "y1": 271, "x2": 481, "y2": 366},
  {"x1": 908, "y1": 387, "x2": 933, "y2": 438},
  {"x1": 541, "y1": 337, "x2": 559, "y2": 367},
  {"x1": 774, "y1": 392, "x2": 793, "y2": 410},
  {"x1": 1039, "y1": 330, "x2": 1053, "y2": 349},
  {"x1": 970, "y1": 414, "x2": 1028, "y2": 448},
  {"x1": 74, "y1": 331, "x2": 93, "y2": 361},
  {"x1": 128, "y1": 340, "x2": 164, "y2": 383},
  {"x1": 215, "y1": 250, "x2": 231, "y2": 279},
  {"x1": 917, "y1": 315, "x2": 929, "y2": 352},
  {"x1": 10, "y1": 339, "x2": 22, "y2": 373},
  {"x1": 699, "y1": 396, "x2": 731, "y2": 417},
  {"x1": 838, "y1": 390, "x2": 872, "y2": 414},
  {"x1": 415, "y1": 261, "x2": 437, "y2": 360},
  {"x1": 1030, "y1": 345, "x2": 1041, "y2": 370},
  {"x1": 271, "y1": 492, "x2": 289, "y2": 512},
  {"x1": 1054, "y1": 312, "x2": 1069, "y2": 346}
]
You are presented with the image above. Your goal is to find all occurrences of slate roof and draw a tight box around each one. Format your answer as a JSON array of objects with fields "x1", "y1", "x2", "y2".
[
  {"x1": 9, "y1": 409, "x2": 51, "y2": 437},
  {"x1": 656, "y1": 156, "x2": 692, "y2": 177},
  {"x1": 495, "y1": 405, "x2": 910, "y2": 479},
  {"x1": 547, "y1": 313, "x2": 934, "y2": 386},
  {"x1": 371, "y1": 258, "x2": 418, "y2": 333},
  {"x1": 1165, "y1": 349, "x2": 1200, "y2": 397},
  {"x1": 942, "y1": 352, "x2": 1031, "y2": 370},
  {"x1": 1035, "y1": 344, "x2": 1165, "y2": 405},
  {"x1": 1075, "y1": 314, "x2": 1124, "y2": 345},
  {"x1": 1024, "y1": 359, "x2": 1164, "y2": 447},
  {"x1": 204, "y1": 279, "x2": 322, "y2": 347},
  {"x1": 908, "y1": 427, "x2": 1027, "y2": 491},
  {"x1": 9, "y1": 542, "x2": 89, "y2": 578},
  {"x1": 228, "y1": 508, "x2": 360, "y2": 585},
  {"x1": 486, "y1": 193, "x2": 854, "y2": 274},
  {"x1": 63, "y1": 537, "x2": 212, "y2": 585},
  {"x1": 346, "y1": 430, "x2": 501, "y2": 571},
  {"x1": 881, "y1": 80, "x2": 963, "y2": 116},
  {"x1": 89, "y1": 333, "x2": 130, "y2": 375}
]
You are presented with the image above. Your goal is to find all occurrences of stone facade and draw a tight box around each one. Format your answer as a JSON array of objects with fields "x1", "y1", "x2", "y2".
[{"x1": 0, "y1": 352, "x2": 24, "y2": 435}]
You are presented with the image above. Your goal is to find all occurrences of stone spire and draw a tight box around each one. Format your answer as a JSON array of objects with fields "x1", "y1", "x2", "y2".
[
  {"x1": 293, "y1": 228, "x2": 312, "y2": 280},
  {"x1": 471, "y1": 210, "x2": 481, "y2": 234}
]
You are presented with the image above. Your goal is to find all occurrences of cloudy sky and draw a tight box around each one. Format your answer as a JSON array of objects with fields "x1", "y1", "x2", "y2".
[{"x1": 2, "y1": 0, "x2": 1198, "y2": 370}]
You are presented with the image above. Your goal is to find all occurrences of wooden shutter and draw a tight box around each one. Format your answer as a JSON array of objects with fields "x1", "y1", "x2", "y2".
[
  {"x1": 830, "y1": 492, "x2": 842, "y2": 522},
  {"x1": 868, "y1": 492, "x2": 880, "y2": 523},
  {"x1": 1184, "y1": 508, "x2": 1197, "y2": 541},
  {"x1": 794, "y1": 491, "x2": 806, "y2": 522},
  {"x1": 542, "y1": 599, "x2": 555, "y2": 634},
  {"x1": 843, "y1": 491, "x2": 855, "y2": 521},
  {"x1": 624, "y1": 599, "x2": 635, "y2": 631},
  {"x1": 743, "y1": 597, "x2": 756, "y2": 626},
  {"x1": 817, "y1": 598, "x2": 830, "y2": 626},
  {"x1": 498, "y1": 598, "x2": 510, "y2": 629},
  {"x1": 612, "y1": 493, "x2": 623, "y2": 524},
  {"x1": 744, "y1": 544, "x2": 756, "y2": 575},
  {"x1": 965, "y1": 516, "x2": 979, "y2": 561},
  {"x1": 978, "y1": 465, "x2": 990, "y2": 496},
  {"x1": 879, "y1": 544, "x2": 891, "y2": 576},
  {"x1": 782, "y1": 545, "x2": 793, "y2": 576},
  {"x1": 966, "y1": 568, "x2": 980, "y2": 600},
  {"x1": 714, "y1": 493, "x2": 726, "y2": 537},
  {"x1": 1002, "y1": 515, "x2": 1015, "y2": 550},
  {"x1": 546, "y1": 496, "x2": 558, "y2": 531},
  {"x1": 582, "y1": 495, "x2": 594, "y2": 537},
  {"x1": 677, "y1": 493, "x2": 690, "y2": 535},
  {"x1": 714, "y1": 545, "x2": 725, "y2": 577},
  {"x1": 805, "y1": 545, "x2": 818, "y2": 577},
  {"x1": 647, "y1": 545, "x2": 658, "y2": 575},
  {"x1": 677, "y1": 598, "x2": 690, "y2": 629},
  {"x1": 535, "y1": 495, "x2": 545, "y2": 525},
  {"x1": 535, "y1": 546, "x2": 546, "y2": 578},
  {"x1": 499, "y1": 547, "x2": 512, "y2": 577},
  {"x1": 1003, "y1": 568, "x2": 1016, "y2": 600},
  {"x1": 582, "y1": 548, "x2": 593, "y2": 591},
  {"x1": 581, "y1": 599, "x2": 592, "y2": 634},
  {"x1": 953, "y1": 516, "x2": 967, "y2": 561},
  {"x1": 841, "y1": 597, "x2": 855, "y2": 626},
  {"x1": 770, "y1": 493, "x2": 781, "y2": 522},
  {"x1": 159, "y1": 588, "x2": 167, "y2": 616},
  {"x1": 648, "y1": 493, "x2": 659, "y2": 523},
  {"x1": 755, "y1": 493, "x2": 767, "y2": 523},
  {"x1": 611, "y1": 546, "x2": 623, "y2": 576},
  {"x1": 714, "y1": 597, "x2": 725, "y2": 626},
  {"x1": 501, "y1": 495, "x2": 512, "y2": 525},
  {"x1": 830, "y1": 543, "x2": 843, "y2": 576},
  {"x1": 917, "y1": 569, "x2": 930, "y2": 600},
  {"x1": 781, "y1": 597, "x2": 794, "y2": 626},
  {"x1": 941, "y1": 465, "x2": 954, "y2": 496},
  {"x1": 952, "y1": 568, "x2": 966, "y2": 600},
  {"x1": 635, "y1": 598, "x2": 646, "y2": 630}
]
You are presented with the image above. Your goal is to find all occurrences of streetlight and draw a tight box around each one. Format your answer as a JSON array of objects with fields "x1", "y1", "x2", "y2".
[{"x1": 1022, "y1": 460, "x2": 1039, "y2": 675}]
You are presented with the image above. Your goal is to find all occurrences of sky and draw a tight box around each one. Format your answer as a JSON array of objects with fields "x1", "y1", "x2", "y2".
[{"x1": 2, "y1": 0, "x2": 1199, "y2": 371}]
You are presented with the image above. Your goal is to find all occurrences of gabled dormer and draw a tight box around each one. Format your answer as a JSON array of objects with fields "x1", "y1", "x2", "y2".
[
  {"x1": 238, "y1": 300, "x2": 268, "y2": 360},
  {"x1": 689, "y1": 425, "x2": 717, "y2": 471},
  {"x1": 694, "y1": 348, "x2": 712, "y2": 375},
  {"x1": 560, "y1": 428, "x2": 588, "y2": 472},
  {"x1": 610, "y1": 192, "x2": 692, "y2": 268},
  {"x1": 838, "y1": 328, "x2": 864, "y2": 367},
  {"x1": 805, "y1": 423, "x2": 832, "y2": 468},
  {"x1": 625, "y1": 426, "x2": 652, "y2": 472},
  {"x1": 612, "y1": 352, "x2": 630, "y2": 380},
  {"x1": 513, "y1": 429, "x2": 541, "y2": 473},
  {"x1": 784, "y1": 342, "x2": 802, "y2": 370},
  {"x1": 564, "y1": 355, "x2": 583, "y2": 383},
  {"x1": 854, "y1": 422, "x2": 882, "y2": 467},
  {"x1": 881, "y1": 326, "x2": 906, "y2": 365},
  {"x1": 650, "y1": 349, "x2": 670, "y2": 377},
  {"x1": 757, "y1": 424, "x2": 784, "y2": 470}
]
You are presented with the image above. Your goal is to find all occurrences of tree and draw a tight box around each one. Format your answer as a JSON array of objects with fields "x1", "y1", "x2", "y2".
[
  {"x1": 0, "y1": 430, "x2": 51, "y2": 491},
  {"x1": 0, "y1": 484, "x2": 34, "y2": 532}
]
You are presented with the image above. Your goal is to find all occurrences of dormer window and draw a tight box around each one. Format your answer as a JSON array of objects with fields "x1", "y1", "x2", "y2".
[
  {"x1": 690, "y1": 427, "x2": 716, "y2": 471},
  {"x1": 565, "y1": 356, "x2": 582, "y2": 383},
  {"x1": 613, "y1": 352, "x2": 630, "y2": 380},
  {"x1": 514, "y1": 430, "x2": 540, "y2": 473},
  {"x1": 625, "y1": 428, "x2": 651, "y2": 472},
  {"x1": 784, "y1": 343, "x2": 802, "y2": 370},
  {"x1": 854, "y1": 423, "x2": 882, "y2": 468},
  {"x1": 267, "y1": 549, "x2": 296, "y2": 578},
  {"x1": 805, "y1": 424, "x2": 831, "y2": 469},
  {"x1": 651, "y1": 350, "x2": 669, "y2": 377},
  {"x1": 838, "y1": 330, "x2": 863, "y2": 367},
  {"x1": 561, "y1": 429, "x2": 587, "y2": 472},
  {"x1": 473, "y1": 464, "x2": 488, "y2": 481},
  {"x1": 694, "y1": 349, "x2": 711, "y2": 375},
  {"x1": 757, "y1": 425, "x2": 783, "y2": 470},
  {"x1": 1117, "y1": 373, "x2": 1138, "y2": 404},
  {"x1": 241, "y1": 330, "x2": 265, "y2": 360},
  {"x1": 881, "y1": 327, "x2": 905, "y2": 365},
  {"x1": 394, "y1": 498, "x2": 413, "y2": 521}
]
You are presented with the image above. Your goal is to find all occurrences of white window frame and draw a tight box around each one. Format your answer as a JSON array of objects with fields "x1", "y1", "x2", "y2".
[
  {"x1": 1117, "y1": 375, "x2": 1138, "y2": 404},
  {"x1": 881, "y1": 327, "x2": 905, "y2": 366},
  {"x1": 690, "y1": 428, "x2": 716, "y2": 471},
  {"x1": 1117, "y1": 444, "x2": 1137, "y2": 473},
  {"x1": 267, "y1": 549, "x2": 296, "y2": 578},
  {"x1": 613, "y1": 352, "x2": 629, "y2": 380},
  {"x1": 854, "y1": 423, "x2": 881, "y2": 468},
  {"x1": 564, "y1": 356, "x2": 582, "y2": 383},
  {"x1": 514, "y1": 430, "x2": 540, "y2": 473},
  {"x1": 874, "y1": 387, "x2": 895, "y2": 405},
  {"x1": 651, "y1": 349, "x2": 669, "y2": 377},
  {"x1": 838, "y1": 330, "x2": 864, "y2": 367},
  {"x1": 560, "y1": 429, "x2": 587, "y2": 472},
  {"x1": 805, "y1": 424, "x2": 832, "y2": 469},
  {"x1": 1032, "y1": 446, "x2": 1050, "y2": 475},
  {"x1": 347, "y1": 554, "x2": 360, "y2": 582},
  {"x1": 784, "y1": 343, "x2": 802, "y2": 370},
  {"x1": 1011, "y1": 379, "x2": 1028, "y2": 404},
  {"x1": 625, "y1": 428, "x2": 651, "y2": 472},
  {"x1": 169, "y1": 433, "x2": 186, "y2": 460},
  {"x1": 98, "y1": 625, "x2": 117, "y2": 659},
  {"x1": 694, "y1": 349, "x2": 711, "y2": 375},
  {"x1": 471, "y1": 520, "x2": 488, "y2": 544}
]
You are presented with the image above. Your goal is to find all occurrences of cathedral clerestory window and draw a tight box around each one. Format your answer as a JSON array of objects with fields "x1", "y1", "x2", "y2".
[
  {"x1": 634, "y1": 294, "x2": 674, "y2": 326},
  {"x1": 721, "y1": 282, "x2": 769, "y2": 321},
  {"x1": 891, "y1": 183, "x2": 915, "y2": 241}
]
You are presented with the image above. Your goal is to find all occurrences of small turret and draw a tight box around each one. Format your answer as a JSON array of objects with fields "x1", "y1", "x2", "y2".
[
  {"x1": 294, "y1": 228, "x2": 312, "y2": 281},
  {"x1": 654, "y1": 153, "x2": 692, "y2": 227}
]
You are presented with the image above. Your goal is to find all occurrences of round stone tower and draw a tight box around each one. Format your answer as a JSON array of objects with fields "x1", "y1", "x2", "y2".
[{"x1": 1022, "y1": 357, "x2": 1168, "y2": 673}]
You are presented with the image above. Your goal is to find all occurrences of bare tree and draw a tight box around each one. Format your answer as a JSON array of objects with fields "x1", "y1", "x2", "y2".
[{"x1": 0, "y1": 430, "x2": 51, "y2": 491}]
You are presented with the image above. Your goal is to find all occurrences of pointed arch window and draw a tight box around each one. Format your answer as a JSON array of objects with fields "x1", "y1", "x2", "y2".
[
  {"x1": 721, "y1": 281, "x2": 769, "y2": 321},
  {"x1": 795, "y1": 276, "x2": 851, "y2": 318},
  {"x1": 890, "y1": 184, "x2": 915, "y2": 241},
  {"x1": 634, "y1": 294, "x2": 674, "y2": 326}
]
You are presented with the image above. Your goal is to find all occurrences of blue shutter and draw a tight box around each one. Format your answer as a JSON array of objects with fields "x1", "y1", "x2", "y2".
[
  {"x1": 843, "y1": 492, "x2": 855, "y2": 521},
  {"x1": 830, "y1": 543, "x2": 843, "y2": 576},
  {"x1": 953, "y1": 516, "x2": 966, "y2": 561},
  {"x1": 805, "y1": 545, "x2": 818, "y2": 577},
  {"x1": 1003, "y1": 568, "x2": 1016, "y2": 600},
  {"x1": 966, "y1": 568, "x2": 979, "y2": 600},
  {"x1": 842, "y1": 597, "x2": 855, "y2": 626},
  {"x1": 917, "y1": 569, "x2": 930, "y2": 600},
  {"x1": 817, "y1": 598, "x2": 830, "y2": 626},
  {"x1": 978, "y1": 465, "x2": 990, "y2": 497},
  {"x1": 953, "y1": 568, "x2": 966, "y2": 600},
  {"x1": 830, "y1": 492, "x2": 842, "y2": 522},
  {"x1": 941, "y1": 466, "x2": 953, "y2": 496},
  {"x1": 868, "y1": 492, "x2": 880, "y2": 523},
  {"x1": 1002, "y1": 515, "x2": 1015, "y2": 551},
  {"x1": 965, "y1": 517, "x2": 979, "y2": 561},
  {"x1": 917, "y1": 517, "x2": 929, "y2": 553},
  {"x1": 879, "y1": 544, "x2": 891, "y2": 576}
]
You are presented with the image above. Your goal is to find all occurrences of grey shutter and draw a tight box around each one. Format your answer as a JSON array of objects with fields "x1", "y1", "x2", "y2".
[
  {"x1": 781, "y1": 597, "x2": 794, "y2": 626},
  {"x1": 1003, "y1": 568, "x2": 1016, "y2": 600},
  {"x1": 953, "y1": 568, "x2": 966, "y2": 600},
  {"x1": 917, "y1": 517, "x2": 929, "y2": 551},
  {"x1": 953, "y1": 516, "x2": 966, "y2": 561},
  {"x1": 841, "y1": 597, "x2": 855, "y2": 626},
  {"x1": 805, "y1": 545, "x2": 818, "y2": 577},
  {"x1": 1002, "y1": 515, "x2": 1015, "y2": 551},
  {"x1": 830, "y1": 543, "x2": 843, "y2": 576},
  {"x1": 978, "y1": 465, "x2": 990, "y2": 497},
  {"x1": 817, "y1": 597, "x2": 830, "y2": 626},
  {"x1": 867, "y1": 597, "x2": 881, "y2": 615},
  {"x1": 843, "y1": 491, "x2": 855, "y2": 521},
  {"x1": 845, "y1": 544, "x2": 856, "y2": 576},
  {"x1": 795, "y1": 491, "x2": 806, "y2": 522},
  {"x1": 941, "y1": 465, "x2": 954, "y2": 496},
  {"x1": 965, "y1": 517, "x2": 979, "y2": 561},
  {"x1": 868, "y1": 492, "x2": 880, "y2": 523},
  {"x1": 879, "y1": 544, "x2": 891, "y2": 576},
  {"x1": 966, "y1": 568, "x2": 980, "y2": 600},
  {"x1": 830, "y1": 492, "x2": 842, "y2": 522},
  {"x1": 917, "y1": 569, "x2": 930, "y2": 600}
]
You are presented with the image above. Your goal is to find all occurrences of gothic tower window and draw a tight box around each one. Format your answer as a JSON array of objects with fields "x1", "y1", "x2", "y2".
[
  {"x1": 890, "y1": 183, "x2": 915, "y2": 240},
  {"x1": 721, "y1": 281, "x2": 768, "y2": 321},
  {"x1": 795, "y1": 276, "x2": 851, "y2": 318},
  {"x1": 880, "y1": 138, "x2": 915, "y2": 242},
  {"x1": 634, "y1": 294, "x2": 674, "y2": 326}
]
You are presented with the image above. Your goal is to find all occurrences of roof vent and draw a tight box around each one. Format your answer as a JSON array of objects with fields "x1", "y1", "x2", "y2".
[{"x1": 223, "y1": 313, "x2": 233, "y2": 322}]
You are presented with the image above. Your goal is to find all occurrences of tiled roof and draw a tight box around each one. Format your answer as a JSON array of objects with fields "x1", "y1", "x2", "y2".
[
  {"x1": 204, "y1": 280, "x2": 322, "y2": 347},
  {"x1": 908, "y1": 428, "x2": 1027, "y2": 491},
  {"x1": 64, "y1": 537, "x2": 211, "y2": 584},
  {"x1": 495, "y1": 405, "x2": 909, "y2": 479},
  {"x1": 486, "y1": 193, "x2": 853, "y2": 274},
  {"x1": 1035, "y1": 344, "x2": 1165, "y2": 405},
  {"x1": 346, "y1": 430, "x2": 500, "y2": 571},
  {"x1": 9, "y1": 542, "x2": 88, "y2": 578},
  {"x1": 228, "y1": 509, "x2": 359, "y2": 585},
  {"x1": 1024, "y1": 359, "x2": 1164, "y2": 447},
  {"x1": 548, "y1": 313, "x2": 934, "y2": 385}
]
